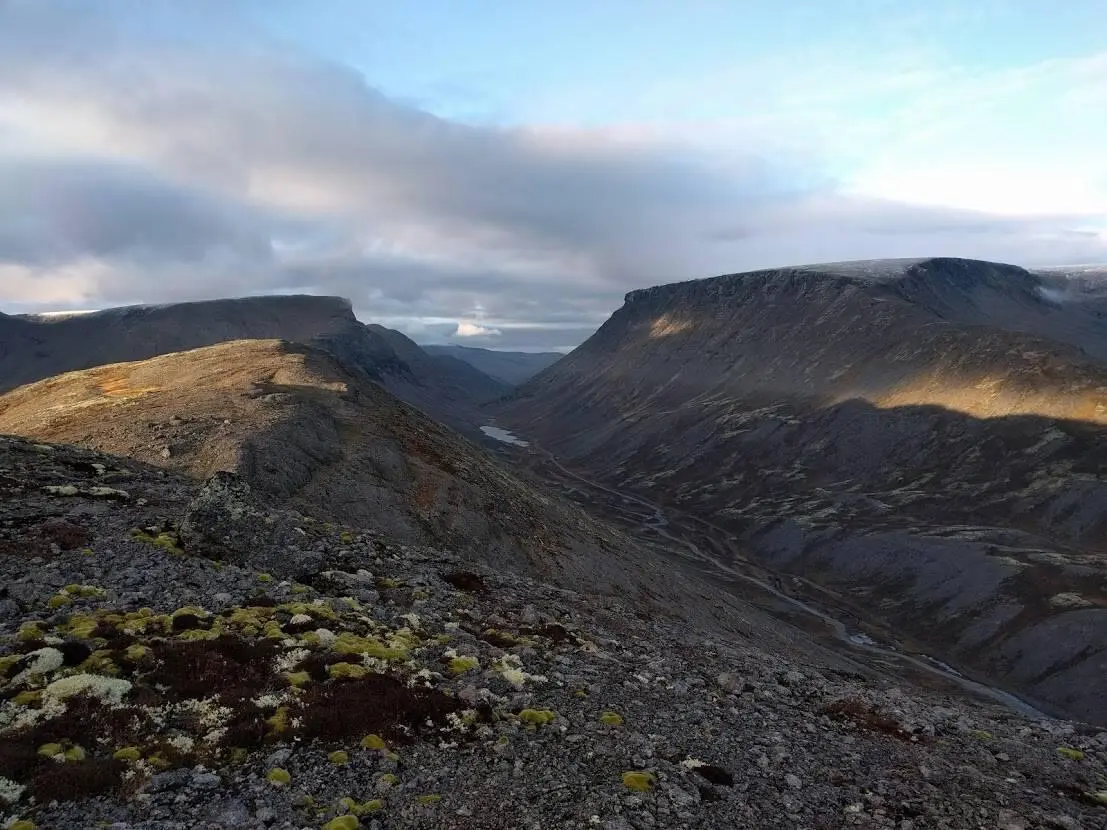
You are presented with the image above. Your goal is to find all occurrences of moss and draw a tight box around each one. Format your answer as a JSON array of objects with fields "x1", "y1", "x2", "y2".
[
  {"x1": 229, "y1": 747, "x2": 249, "y2": 765},
  {"x1": 376, "y1": 578, "x2": 403, "y2": 590},
  {"x1": 518, "y1": 708, "x2": 556, "y2": 727},
  {"x1": 360, "y1": 734, "x2": 388, "y2": 751},
  {"x1": 262, "y1": 621, "x2": 284, "y2": 639},
  {"x1": 279, "y1": 602, "x2": 339, "y2": 622},
  {"x1": 622, "y1": 771, "x2": 656, "y2": 792},
  {"x1": 378, "y1": 773, "x2": 399, "y2": 786},
  {"x1": 285, "y1": 671, "x2": 312, "y2": 687},
  {"x1": 64, "y1": 584, "x2": 105, "y2": 598},
  {"x1": 47, "y1": 594, "x2": 73, "y2": 609},
  {"x1": 78, "y1": 649, "x2": 120, "y2": 676},
  {"x1": 13, "y1": 690, "x2": 42, "y2": 706},
  {"x1": 339, "y1": 531, "x2": 355, "y2": 544},
  {"x1": 17, "y1": 622, "x2": 45, "y2": 641},
  {"x1": 331, "y1": 633, "x2": 406, "y2": 661},
  {"x1": 448, "y1": 656, "x2": 479, "y2": 676},
  {"x1": 37, "y1": 743, "x2": 63, "y2": 759},
  {"x1": 599, "y1": 711, "x2": 624, "y2": 726},
  {"x1": 130, "y1": 530, "x2": 184, "y2": 555},
  {"x1": 123, "y1": 644, "x2": 151, "y2": 662},
  {"x1": 63, "y1": 745, "x2": 86, "y2": 762},
  {"x1": 112, "y1": 747, "x2": 141, "y2": 762},
  {"x1": 146, "y1": 751, "x2": 172, "y2": 770},
  {"x1": 65, "y1": 614, "x2": 102, "y2": 640},
  {"x1": 266, "y1": 707, "x2": 291, "y2": 737},
  {"x1": 257, "y1": 573, "x2": 274, "y2": 583},
  {"x1": 290, "y1": 583, "x2": 311, "y2": 595},
  {"x1": 8, "y1": 822, "x2": 36, "y2": 830},
  {"x1": 970, "y1": 729, "x2": 993, "y2": 740},
  {"x1": 266, "y1": 767, "x2": 291, "y2": 786},
  {"x1": 415, "y1": 794, "x2": 442, "y2": 805},
  {"x1": 328, "y1": 662, "x2": 368, "y2": 680},
  {"x1": 323, "y1": 817, "x2": 359, "y2": 830},
  {"x1": 1057, "y1": 746, "x2": 1085, "y2": 761}
]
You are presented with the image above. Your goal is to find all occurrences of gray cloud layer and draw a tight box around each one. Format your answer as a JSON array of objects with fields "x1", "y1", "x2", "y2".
[{"x1": 1, "y1": 1, "x2": 1105, "y2": 350}]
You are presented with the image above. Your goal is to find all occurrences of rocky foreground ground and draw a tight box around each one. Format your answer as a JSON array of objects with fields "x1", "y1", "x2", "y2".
[{"x1": 1, "y1": 434, "x2": 1106, "y2": 829}]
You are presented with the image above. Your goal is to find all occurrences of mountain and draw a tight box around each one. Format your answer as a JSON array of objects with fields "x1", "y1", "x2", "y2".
[
  {"x1": 0, "y1": 295, "x2": 508, "y2": 433},
  {"x1": 497, "y1": 257, "x2": 1107, "y2": 723},
  {"x1": 3, "y1": 433, "x2": 1105, "y2": 829},
  {"x1": 422, "y1": 344, "x2": 563, "y2": 385}
]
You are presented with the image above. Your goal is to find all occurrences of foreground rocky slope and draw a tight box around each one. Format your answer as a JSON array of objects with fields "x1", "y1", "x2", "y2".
[
  {"x1": 0, "y1": 296, "x2": 507, "y2": 432},
  {"x1": 498, "y1": 258, "x2": 1107, "y2": 724},
  {"x1": 2, "y1": 434, "x2": 1106, "y2": 829},
  {"x1": 0, "y1": 339, "x2": 625, "y2": 587}
]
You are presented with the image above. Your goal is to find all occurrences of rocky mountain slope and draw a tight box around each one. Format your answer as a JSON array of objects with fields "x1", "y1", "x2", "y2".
[
  {"x1": 2, "y1": 434, "x2": 1107, "y2": 829},
  {"x1": 0, "y1": 339, "x2": 623, "y2": 588},
  {"x1": 422, "y1": 345, "x2": 563, "y2": 385},
  {"x1": 0, "y1": 296, "x2": 507, "y2": 433},
  {"x1": 497, "y1": 257, "x2": 1107, "y2": 725}
]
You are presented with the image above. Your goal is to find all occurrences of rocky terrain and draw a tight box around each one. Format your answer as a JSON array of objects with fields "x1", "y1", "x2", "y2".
[
  {"x1": 0, "y1": 296, "x2": 507, "y2": 434},
  {"x1": 3, "y1": 433, "x2": 1107, "y2": 829},
  {"x1": 0, "y1": 339, "x2": 633, "y2": 588},
  {"x1": 497, "y1": 258, "x2": 1107, "y2": 725},
  {"x1": 421, "y1": 345, "x2": 563, "y2": 386}
]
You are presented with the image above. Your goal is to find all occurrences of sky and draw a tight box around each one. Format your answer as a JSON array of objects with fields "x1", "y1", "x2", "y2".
[{"x1": 1, "y1": 0, "x2": 1105, "y2": 351}]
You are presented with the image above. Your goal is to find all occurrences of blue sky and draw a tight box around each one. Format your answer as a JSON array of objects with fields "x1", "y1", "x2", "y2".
[{"x1": 0, "y1": 0, "x2": 1105, "y2": 349}]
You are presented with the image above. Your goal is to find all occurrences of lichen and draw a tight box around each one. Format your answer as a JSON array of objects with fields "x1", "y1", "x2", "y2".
[
  {"x1": 622, "y1": 771, "x2": 656, "y2": 792},
  {"x1": 0, "y1": 775, "x2": 26, "y2": 805},
  {"x1": 44, "y1": 673, "x2": 132, "y2": 705},
  {"x1": 448, "y1": 656, "x2": 479, "y2": 676},
  {"x1": 266, "y1": 767, "x2": 291, "y2": 786}
]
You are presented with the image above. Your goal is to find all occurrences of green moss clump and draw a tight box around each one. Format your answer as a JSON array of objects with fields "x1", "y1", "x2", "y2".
[
  {"x1": 970, "y1": 729, "x2": 992, "y2": 740},
  {"x1": 331, "y1": 632, "x2": 406, "y2": 661},
  {"x1": 415, "y1": 794, "x2": 442, "y2": 806},
  {"x1": 37, "y1": 743, "x2": 63, "y2": 758},
  {"x1": 518, "y1": 708, "x2": 556, "y2": 727},
  {"x1": 328, "y1": 662, "x2": 368, "y2": 680},
  {"x1": 339, "y1": 531, "x2": 355, "y2": 544},
  {"x1": 130, "y1": 529, "x2": 184, "y2": 555},
  {"x1": 63, "y1": 745, "x2": 86, "y2": 762},
  {"x1": 64, "y1": 584, "x2": 106, "y2": 598},
  {"x1": 8, "y1": 821, "x2": 36, "y2": 830},
  {"x1": 284, "y1": 671, "x2": 312, "y2": 687},
  {"x1": 123, "y1": 644, "x2": 151, "y2": 662},
  {"x1": 1057, "y1": 746, "x2": 1085, "y2": 761},
  {"x1": 257, "y1": 572, "x2": 274, "y2": 583},
  {"x1": 79, "y1": 649, "x2": 119, "y2": 676},
  {"x1": 599, "y1": 711, "x2": 624, "y2": 726},
  {"x1": 323, "y1": 817, "x2": 359, "y2": 830},
  {"x1": 448, "y1": 656, "x2": 479, "y2": 676},
  {"x1": 13, "y1": 690, "x2": 42, "y2": 706},
  {"x1": 339, "y1": 796, "x2": 384, "y2": 816},
  {"x1": 328, "y1": 750, "x2": 350, "y2": 765},
  {"x1": 376, "y1": 578, "x2": 403, "y2": 590},
  {"x1": 360, "y1": 734, "x2": 387, "y2": 751},
  {"x1": 113, "y1": 747, "x2": 142, "y2": 762},
  {"x1": 47, "y1": 594, "x2": 73, "y2": 609},
  {"x1": 266, "y1": 707, "x2": 290, "y2": 737},
  {"x1": 378, "y1": 773, "x2": 399, "y2": 786},
  {"x1": 266, "y1": 767, "x2": 291, "y2": 786},
  {"x1": 622, "y1": 771, "x2": 656, "y2": 792},
  {"x1": 17, "y1": 622, "x2": 45, "y2": 641}
]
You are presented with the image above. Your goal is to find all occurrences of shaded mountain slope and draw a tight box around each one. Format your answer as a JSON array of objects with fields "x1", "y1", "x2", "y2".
[
  {"x1": 498, "y1": 257, "x2": 1107, "y2": 723},
  {"x1": 422, "y1": 344, "x2": 563, "y2": 384},
  {"x1": 0, "y1": 295, "x2": 507, "y2": 433}
]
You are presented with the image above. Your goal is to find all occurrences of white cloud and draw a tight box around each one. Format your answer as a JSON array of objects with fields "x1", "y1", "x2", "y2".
[{"x1": 454, "y1": 322, "x2": 502, "y2": 338}]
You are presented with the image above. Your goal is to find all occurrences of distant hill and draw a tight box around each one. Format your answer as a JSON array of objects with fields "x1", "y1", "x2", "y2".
[
  {"x1": 0, "y1": 295, "x2": 509, "y2": 433},
  {"x1": 422, "y1": 343, "x2": 562, "y2": 384},
  {"x1": 497, "y1": 256, "x2": 1107, "y2": 723}
]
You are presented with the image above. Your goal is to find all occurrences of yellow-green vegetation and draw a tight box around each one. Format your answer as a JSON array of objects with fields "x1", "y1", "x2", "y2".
[
  {"x1": 328, "y1": 662, "x2": 368, "y2": 680},
  {"x1": 17, "y1": 622, "x2": 43, "y2": 641},
  {"x1": 970, "y1": 729, "x2": 992, "y2": 740},
  {"x1": 229, "y1": 747, "x2": 249, "y2": 765},
  {"x1": 340, "y1": 796, "x2": 385, "y2": 816},
  {"x1": 331, "y1": 632, "x2": 407, "y2": 661},
  {"x1": 124, "y1": 644, "x2": 151, "y2": 662},
  {"x1": 63, "y1": 745, "x2": 86, "y2": 762},
  {"x1": 622, "y1": 771, "x2": 656, "y2": 792},
  {"x1": 36, "y1": 743, "x2": 62, "y2": 759},
  {"x1": 415, "y1": 794, "x2": 442, "y2": 805},
  {"x1": 266, "y1": 707, "x2": 291, "y2": 737},
  {"x1": 8, "y1": 821, "x2": 35, "y2": 830},
  {"x1": 328, "y1": 750, "x2": 350, "y2": 765},
  {"x1": 284, "y1": 671, "x2": 312, "y2": 687},
  {"x1": 376, "y1": 578, "x2": 403, "y2": 589},
  {"x1": 47, "y1": 594, "x2": 72, "y2": 609},
  {"x1": 448, "y1": 656, "x2": 479, "y2": 675},
  {"x1": 257, "y1": 573, "x2": 274, "y2": 583},
  {"x1": 12, "y1": 690, "x2": 42, "y2": 706},
  {"x1": 79, "y1": 649, "x2": 119, "y2": 675},
  {"x1": 378, "y1": 773, "x2": 399, "y2": 787},
  {"x1": 280, "y1": 602, "x2": 339, "y2": 622},
  {"x1": 360, "y1": 734, "x2": 387, "y2": 751},
  {"x1": 518, "y1": 708, "x2": 557, "y2": 727},
  {"x1": 64, "y1": 584, "x2": 106, "y2": 598},
  {"x1": 339, "y1": 531, "x2": 355, "y2": 544},
  {"x1": 323, "y1": 817, "x2": 360, "y2": 830},
  {"x1": 266, "y1": 768, "x2": 291, "y2": 787},
  {"x1": 1056, "y1": 746, "x2": 1085, "y2": 761},
  {"x1": 599, "y1": 711, "x2": 624, "y2": 726},
  {"x1": 1088, "y1": 790, "x2": 1107, "y2": 805},
  {"x1": 113, "y1": 747, "x2": 142, "y2": 762},
  {"x1": 130, "y1": 529, "x2": 184, "y2": 555}
]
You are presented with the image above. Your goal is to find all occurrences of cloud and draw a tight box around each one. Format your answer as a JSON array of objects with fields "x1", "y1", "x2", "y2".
[
  {"x1": 453, "y1": 322, "x2": 502, "y2": 338},
  {"x1": 0, "y1": 1, "x2": 1105, "y2": 350}
]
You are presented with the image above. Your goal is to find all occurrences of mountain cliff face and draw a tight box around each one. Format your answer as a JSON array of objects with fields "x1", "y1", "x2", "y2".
[
  {"x1": 422, "y1": 344, "x2": 563, "y2": 385},
  {"x1": 499, "y1": 257, "x2": 1107, "y2": 723},
  {"x1": 0, "y1": 295, "x2": 507, "y2": 433}
]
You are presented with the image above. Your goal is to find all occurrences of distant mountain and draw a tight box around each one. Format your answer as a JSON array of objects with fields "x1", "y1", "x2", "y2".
[
  {"x1": 422, "y1": 344, "x2": 563, "y2": 384},
  {"x1": 0, "y1": 295, "x2": 509, "y2": 433},
  {"x1": 497, "y1": 256, "x2": 1107, "y2": 723}
]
